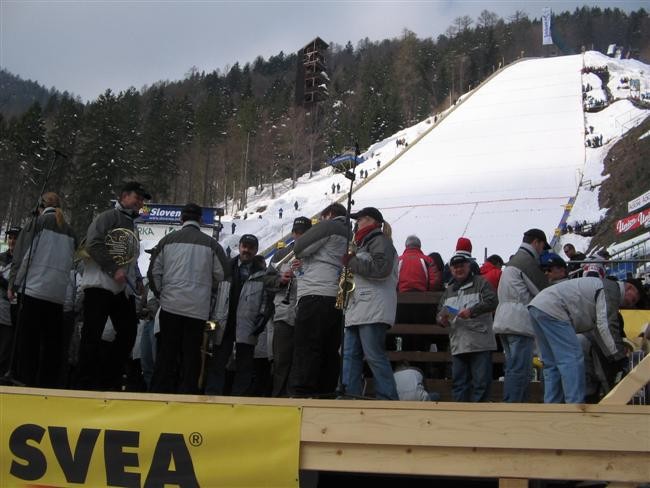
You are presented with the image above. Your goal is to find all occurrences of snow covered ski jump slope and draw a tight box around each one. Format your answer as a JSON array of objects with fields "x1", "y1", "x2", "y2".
[{"x1": 351, "y1": 55, "x2": 585, "y2": 259}]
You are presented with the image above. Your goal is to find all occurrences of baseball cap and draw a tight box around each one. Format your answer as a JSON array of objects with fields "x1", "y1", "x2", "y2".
[
  {"x1": 349, "y1": 207, "x2": 384, "y2": 223},
  {"x1": 450, "y1": 254, "x2": 471, "y2": 266},
  {"x1": 540, "y1": 252, "x2": 566, "y2": 269},
  {"x1": 292, "y1": 216, "x2": 312, "y2": 233},
  {"x1": 6, "y1": 226, "x2": 21, "y2": 237},
  {"x1": 239, "y1": 234, "x2": 259, "y2": 248},
  {"x1": 524, "y1": 228, "x2": 551, "y2": 250},
  {"x1": 121, "y1": 181, "x2": 152, "y2": 200}
]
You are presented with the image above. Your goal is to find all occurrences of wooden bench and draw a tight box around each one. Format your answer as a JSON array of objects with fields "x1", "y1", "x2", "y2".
[{"x1": 369, "y1": 291, "x2": 544, "y2": 402}]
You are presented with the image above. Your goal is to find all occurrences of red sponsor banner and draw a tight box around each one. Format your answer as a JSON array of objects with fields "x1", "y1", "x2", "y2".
[{"x1": 615, "y1": 208, "x2": 650, "y2": 234}]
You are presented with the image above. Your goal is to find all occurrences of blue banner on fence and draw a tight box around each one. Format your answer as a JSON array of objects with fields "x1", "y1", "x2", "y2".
[
  {"x1": 328, "y1": 153, "x2": 365, "y2": 167},
  {"x1": 139, "y1": 203, "x2": 221, "y2": 226}
]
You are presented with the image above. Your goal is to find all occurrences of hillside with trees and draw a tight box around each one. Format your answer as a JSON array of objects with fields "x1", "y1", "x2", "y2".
[{"x1": 1, "y1": 6, "x2": 648, "y2": 234}]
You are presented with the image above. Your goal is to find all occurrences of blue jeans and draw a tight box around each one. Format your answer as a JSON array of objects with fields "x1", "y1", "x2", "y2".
[
  {"x1": 500, "y1": 334, "x2": 534, "y2": 402},
  {"x1": 452, "y1": 351, "x2": 492, "y2": 402},
  {"x1": 342, "y1": 324, "x2": 398, "y2": 400},
  {"x1": 140, "y1": 319, "x2": 156, "y2": 390},
  {"x1": 529, "y1": 306, "x2": 585, "y2": 403}
]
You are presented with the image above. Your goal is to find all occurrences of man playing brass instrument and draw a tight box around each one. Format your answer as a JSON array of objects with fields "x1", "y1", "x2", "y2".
[
  {"x1": 289, "y1": 203, "x2": 348, "y2": 398},
  {"x1": 264, "y1": 216, "x2": 312, "y2": 397},
  {"x1": 76, "y1": 181, "x2": 150, "y2": 390}
]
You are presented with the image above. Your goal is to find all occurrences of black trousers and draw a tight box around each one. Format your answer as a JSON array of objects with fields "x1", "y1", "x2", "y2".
[
  {"x1": 77, "y1": 288, "x2": 137, "y2": 391},
  {"x1": 0, "y1": 324, "x2": 14, "y2": 375},
  {"x1": 15, "y1": 294, "x2": 64, "y2": 387},
  {"x1": 231, "y1": 342, "x2": 255, "y2": 397},
  {"x1": 289, "y1": 295, "x2": 342, "y2": 397},
  {"x1": 271, "y1": 320, "x2": 294, "y2": 397},
  {"x1": 150, "y1": 309, "x2": 204, "y2": 394}
]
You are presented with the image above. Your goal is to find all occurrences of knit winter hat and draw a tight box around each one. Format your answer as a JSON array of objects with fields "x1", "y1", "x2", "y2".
[
  {"x1": 450, "y1": 237, "x2": 473, "y2": 265},
  {"x1": 455, "y1": 237, "x2": 472, "y2": 258}
]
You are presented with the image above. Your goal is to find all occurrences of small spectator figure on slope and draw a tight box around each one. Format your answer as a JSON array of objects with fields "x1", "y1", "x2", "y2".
[
  {"x1": 278, "y1": 208, "x2": 283, "y2": 219},
  {"x1": 336, "y1": 183, "x2": 340, "y2": 193},
  {"x1": 231, "y1": 222, "x2": 236, "y2": 234},
  {"x1": 294, "y1": 201, "x2": 299, "y2": 211},
  {"x1": 331, "y1": 183, "x2": 335, "y2": 194},
  {"x1": 377, "y1": 160, "x2": 381, "y2": 168}
]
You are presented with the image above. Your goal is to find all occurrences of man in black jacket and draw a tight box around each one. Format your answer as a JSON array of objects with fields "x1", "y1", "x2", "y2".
[
  {"x1": 289, "y1": 203, "x2": 348, "y2": 397},
  {"x1": 563, "y1": 243, "x2": 586, "y2": 278},
  {"x1": 77, "y1": 181, "x2": 150, "y2": 391}
]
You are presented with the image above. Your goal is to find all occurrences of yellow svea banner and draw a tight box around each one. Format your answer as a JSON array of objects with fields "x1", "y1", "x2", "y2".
[{"x1": 0, "y1": 390, "x2": 300, "y2": 487}]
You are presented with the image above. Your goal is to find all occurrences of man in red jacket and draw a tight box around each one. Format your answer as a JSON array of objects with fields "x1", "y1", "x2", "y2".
[
  {"x1": 480, "y1": 254, "x2": 504, "y2": 291},
  {"x1": 398, "y1": 235, "x2": 441, "y2": 292}
]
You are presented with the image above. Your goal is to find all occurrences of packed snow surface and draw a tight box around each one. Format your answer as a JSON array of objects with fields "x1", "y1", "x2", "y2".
[{"x1": 135, "y1": 52, "x2": 649, "y2": 268}]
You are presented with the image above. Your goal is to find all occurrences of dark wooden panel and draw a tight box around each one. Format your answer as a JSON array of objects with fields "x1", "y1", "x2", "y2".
[
  {"x1": 388, "y1": 351, "x2": 505, "y2": 364},
  {"x1": 388, "y1": 324, "x2": 449, "y2": 336},
  {"x1": 397, "y1": 291, "x2": 442, "y2": 305}
]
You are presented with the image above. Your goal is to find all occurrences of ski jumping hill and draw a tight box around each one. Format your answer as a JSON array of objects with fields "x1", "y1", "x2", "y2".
[
  {"x1": 140, "y1": 53, "x2": 649, "y2": 268},
  {"x1": 351, "y1": 55, "x2": 585, "y2": 259}
]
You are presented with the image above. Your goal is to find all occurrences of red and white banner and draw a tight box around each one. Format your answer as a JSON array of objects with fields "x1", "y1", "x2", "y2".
[{"x1": 615, "y1": 208, "x2": 650, "y2": 235}]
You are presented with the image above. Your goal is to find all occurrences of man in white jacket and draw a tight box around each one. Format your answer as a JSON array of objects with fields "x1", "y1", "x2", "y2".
[{"x1": 528, "y1": 277, "x2": 641, "y2": 403}]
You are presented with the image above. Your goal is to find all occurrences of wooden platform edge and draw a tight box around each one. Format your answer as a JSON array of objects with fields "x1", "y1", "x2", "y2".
[
  {"x1": 599, "y1": 353, "x2": 650, "y2": 405},
  {"x1": 2, "y1": 387, "x2": 649, "y2": 483}
]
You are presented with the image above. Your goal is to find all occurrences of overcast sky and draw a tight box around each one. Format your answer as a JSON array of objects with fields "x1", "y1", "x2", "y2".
[{"x1": 1, "y1": 1, "x2": 646, "y2": 102}]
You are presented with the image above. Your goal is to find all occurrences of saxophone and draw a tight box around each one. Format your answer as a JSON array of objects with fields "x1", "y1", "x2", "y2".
[{"x1": 335, "y1": 245, "x2": 356, "y2": 310}]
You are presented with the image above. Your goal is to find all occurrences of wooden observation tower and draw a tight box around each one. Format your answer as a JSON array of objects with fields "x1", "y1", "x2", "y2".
[{"x1": 296, "y1": 37, "x2": 329, "y2": 106}]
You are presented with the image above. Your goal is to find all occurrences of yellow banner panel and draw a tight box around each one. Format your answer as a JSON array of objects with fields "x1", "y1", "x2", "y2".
[
  {"x1": 621, "y1": 309, "x2": 650, "y2": 339},
  {"x1": 0, "y1": 392, "x2": 300, "y2": 488}
]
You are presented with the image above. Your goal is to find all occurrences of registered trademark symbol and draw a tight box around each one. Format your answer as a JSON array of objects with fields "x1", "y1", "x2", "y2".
[{"x1": 189, "y1": 432, "x2": 203, "y2": 447}]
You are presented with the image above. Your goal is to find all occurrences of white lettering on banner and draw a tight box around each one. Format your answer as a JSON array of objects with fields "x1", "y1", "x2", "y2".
[
  {"x1": 150, "y1": 208, "x2": 182, "y2": 219},
  {"x1": 615, "y1": 208, "x2": 650, "y2": 235},
  {"x1": 627, "y1": 189, "x2": 650, "y2": 213}
]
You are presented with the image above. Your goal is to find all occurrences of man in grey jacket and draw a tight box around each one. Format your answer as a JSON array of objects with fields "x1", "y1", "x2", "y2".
[
  {"x1": 204, "y1": 234, "x2": 269, "y2": 396},
  {"x1": 288, "y1": 203, "x2": 348, "y2": 398},
  {"x1": 492, "y1": 228, "x2": 549, "y2": 402},
  {"x1": 528, "y1": 277, "x2": 641, "y2": 403},
  {"x1": 437, "y1": 242, "x2": 498, "y2": 402},
  {"x1": 77, "y1": 181, "x2": 150, "y2": 390},
  {"x1": 341, "y1": 207, "x2": 399, "y2": 400},
  {"x1": 148, "y1": 203, "x2": 229, "y2": 394}
]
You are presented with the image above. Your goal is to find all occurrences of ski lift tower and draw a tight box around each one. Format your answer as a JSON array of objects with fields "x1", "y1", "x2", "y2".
[{"x1": 295, "y1": 37, "x2": 329, "y2": 106}]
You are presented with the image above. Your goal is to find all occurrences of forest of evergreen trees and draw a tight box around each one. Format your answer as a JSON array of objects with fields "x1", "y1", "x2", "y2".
[{"x1": 1, "y1": 6, "x2": 648, "y2": 234}]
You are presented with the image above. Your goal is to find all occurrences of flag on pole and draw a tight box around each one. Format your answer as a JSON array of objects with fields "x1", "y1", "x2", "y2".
[{"x1": 542, "y1": 7, "x2": 553, "y2": 46}]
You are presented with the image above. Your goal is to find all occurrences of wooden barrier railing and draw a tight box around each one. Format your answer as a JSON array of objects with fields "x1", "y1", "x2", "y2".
[{"x1": 3, "y1": 385, "x2": 649, "y2": 486}]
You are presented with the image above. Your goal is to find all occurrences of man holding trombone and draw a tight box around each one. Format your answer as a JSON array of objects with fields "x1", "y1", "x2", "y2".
[{"x1": 148, "y1": 203, "x2": 229, "y2": 394}]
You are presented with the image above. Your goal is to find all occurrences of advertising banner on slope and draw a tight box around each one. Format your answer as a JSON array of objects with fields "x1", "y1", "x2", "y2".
[
  {"x1": 139, "y1": 203, "x2": 223, "y2": 227},
  {"x1": 0, "y1": 391, "x2": 300, "y2": 488},
  {"x1": 615, "y1": 208, "x2": 650, "y2": 235},
  {"x1": 542, "y1": 8, "x2": 553, "y2": 45},
  {"x1": 628, "y1": 189, "x2": 650, "y2": 213}
]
